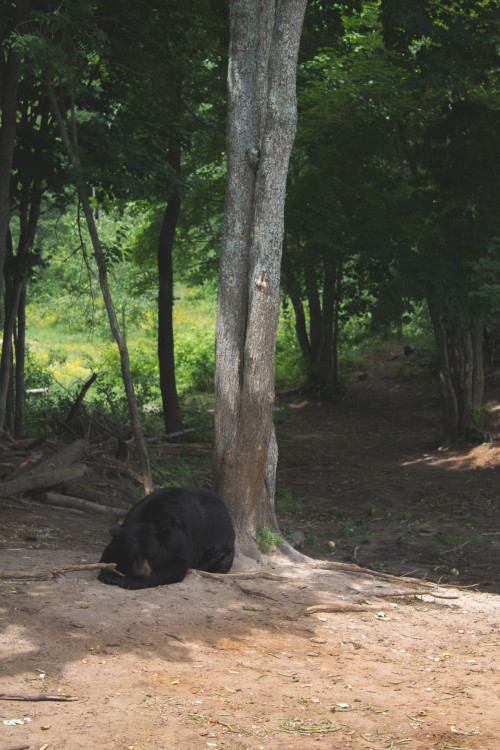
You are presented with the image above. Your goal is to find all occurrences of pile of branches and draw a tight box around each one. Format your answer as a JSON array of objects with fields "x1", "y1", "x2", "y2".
[{"x1": 0, "y1": 433, "x2": 138, "y2": 516}]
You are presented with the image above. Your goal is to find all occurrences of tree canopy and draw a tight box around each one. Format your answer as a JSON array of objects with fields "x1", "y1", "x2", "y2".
[{"x1": 1, "y1": 0, "x2": 500, "y2": 467}]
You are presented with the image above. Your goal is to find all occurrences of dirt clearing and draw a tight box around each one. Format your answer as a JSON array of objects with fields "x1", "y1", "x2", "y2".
[{"x1": 1, "y1": 347, "x2": 499, "y2": 750}]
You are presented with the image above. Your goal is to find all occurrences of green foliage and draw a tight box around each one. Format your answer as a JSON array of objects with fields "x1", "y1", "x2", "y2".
[
  {"x1": 175, "y1": 322, "x2": 215, "y2": 394},
  {"x1": 275, "y1": 488, "x2": 303, "y2": 516},
  {"x1": 275, "y1": 312, "x2": 306, "y2": 388},
  {"x1": 462, "y1": 406, "x2": 490, "y2": 444},
  {"x1": 338, "y1": 519, "x2": 356, "y2": 536},
  {"x1": 257, "y1": 526, "x2": 284, "y2": 554},
  {"x1": 180, "y1": 399, "x2": 215, "y2": 443}
]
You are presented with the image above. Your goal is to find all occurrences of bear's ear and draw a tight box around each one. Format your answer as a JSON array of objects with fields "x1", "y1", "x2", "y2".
[{"x1": 109, "y1": 528, "x2": 120, "y2": 538}]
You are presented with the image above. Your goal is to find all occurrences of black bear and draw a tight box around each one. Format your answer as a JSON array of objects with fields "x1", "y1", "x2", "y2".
[{"x1": 98, "y1": 486, "x2": 235, "y2": 589}]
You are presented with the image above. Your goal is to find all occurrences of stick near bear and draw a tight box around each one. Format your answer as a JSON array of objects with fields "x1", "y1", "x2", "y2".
[{"x1": 0, "y1": 562, "x2": 116, "y2": 580}]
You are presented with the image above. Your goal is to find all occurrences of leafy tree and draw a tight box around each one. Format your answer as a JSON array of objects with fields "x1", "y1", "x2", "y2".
[
  {"x1": 12, "y1": 0, "x2": 154, "y2": 487},
  {"x1": 283, "y1": 3, "x2": 407, "y2": 392},
  {"x1": 380, "y1": 0, "x2": 500, "y2": 445}
]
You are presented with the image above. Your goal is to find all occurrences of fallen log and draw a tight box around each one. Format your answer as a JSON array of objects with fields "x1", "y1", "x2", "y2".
[
  {"x1": 41, "y1": 491, "x2": 126, "y2": 516},
  {"x1": 36, "y1": 438, "x2": 87, "y2": 471},
  {"x1": 3, "y1": 449, "x2": 44, "y2": 480},
  {"x1": 0, "y1": 464, "x2": 88, "y2": 498}
]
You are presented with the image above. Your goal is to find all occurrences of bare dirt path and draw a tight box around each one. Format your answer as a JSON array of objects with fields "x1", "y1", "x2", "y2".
[{"x1": 1, "y1": 347, "x2": 499, "y2": 750}]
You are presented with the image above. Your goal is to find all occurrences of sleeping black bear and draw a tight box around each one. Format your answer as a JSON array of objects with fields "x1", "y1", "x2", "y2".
[{"x1": 98, "y1": 486, "x2": 235, "y2": 589}]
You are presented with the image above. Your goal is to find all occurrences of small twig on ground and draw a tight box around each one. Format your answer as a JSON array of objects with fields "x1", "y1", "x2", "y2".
[
  {"x1": 439, "y1": 540, "x2": 471, "y2": 554},
  {"x1": 0, "y1": 693, "x2": 78, "y2": 702},
  {"x1": 375, "y1": 590, "x2": 459, "y2": 600},
  {"x1": 236, "y1": 582, "x2": 280, "y2": 601},
  {"x1": 304, "y1": 603, "x2": 373, "y2": 615}
]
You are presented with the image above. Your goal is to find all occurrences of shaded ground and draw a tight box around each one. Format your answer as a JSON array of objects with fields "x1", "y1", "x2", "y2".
[
  {"x1": 276, "y1": 348, "x2": 500, "y2": 595},
  {"x1": 1, "y1": 347, "x2": 499, "y2": 750}
]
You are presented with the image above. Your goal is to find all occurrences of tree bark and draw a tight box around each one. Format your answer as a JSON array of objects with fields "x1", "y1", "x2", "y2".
[{"x1": 214, "y1": 0, "x2": 307, "y2": 556}]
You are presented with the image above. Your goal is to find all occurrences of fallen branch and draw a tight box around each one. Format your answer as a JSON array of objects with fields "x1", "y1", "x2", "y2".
[
  {"x1": 41, "y1": 491, "x2": 126, "y2": 516},
  {"x1": 375, "y1": 590, "x2": 459, "y2": 600},
  {"x1": 194, "y1": 570, "x2": 287, "y2": 581},
  {"x1": 0, "y1": 693, "x2": 78, "y2": 702},
  {"x1": 305, "y1": 604, "x2": 373, "y2": 614},
  {"x1": 312, "y1": 560, "x2": 436, "y2": 588},
  {"x1": 65, "y1": 373, "x2": 97, "y2": 423},
  {"x1": 236, "y1": 582, "x2": 280, "y2": 601},
  {"x1": 3, "y1": 449, "x2": 44, "y2": 480},
  {"x1": 0, "y1": 562, "x2": 116, "y2": 580}
]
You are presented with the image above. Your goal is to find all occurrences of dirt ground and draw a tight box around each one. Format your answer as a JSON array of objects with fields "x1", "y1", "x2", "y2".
[{"x1": 1, "y1": 347, "x2": 499, "y2": 750}]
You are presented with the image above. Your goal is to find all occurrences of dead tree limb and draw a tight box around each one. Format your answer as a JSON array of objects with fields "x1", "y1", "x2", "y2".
[
  {"x1": 41, "y1": 491, "x2": 126, "y2": 516},
  {"x1": 65, "y1": 372, "x2": 97, "y2": 422},
  {"x1": 304, "y1": 604, "x2": 373, "y2": 615},
  {"x1": 0, "y1": 562, "x2": 116, "y2": 580},
  {"x1": 194, "y1": 570, "x2": 287, "y2": 581},
  {"x1": 3, "y1": 449, "x2": 44, "y2": 480}
]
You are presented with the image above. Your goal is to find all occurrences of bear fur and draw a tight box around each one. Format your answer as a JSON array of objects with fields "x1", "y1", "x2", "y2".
[{"x1": 98, "y1": 486, "x2": 235, "y2": 589}]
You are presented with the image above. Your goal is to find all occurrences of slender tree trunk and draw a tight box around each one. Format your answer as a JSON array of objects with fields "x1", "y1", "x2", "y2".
[
  {"x1": 332, "y1": 260, "x2": 343, "y2": 389},
  {"x1": 0, "y1": 46, "x2": 19, "y2": 310},
  {"x1": 14, "y1": 280, "x2": 26, "y2": 438},
  {"x1": 0, "y1": 226, "x2": 22, "y2": 430},
  {"x1": 319, "y1": 257, "x2": 336, "y2": 387},
  {"x1": 47, "y1": 84, "x2": 153, "y2": 493},
  {"x1": 428, "y1": 301, "x2": 484, "y2": 447},
  {"x1": 0, "y1": 279, "x2": 22, "y2": 429},
  {"x1": 282, "y1": 253, "x2": 312, "y2": 368},
  {"x1": 0, "y1": 167, "x2": 44, "y2": 432},
  {"x1": 214, "y1": 0, "x2": 307, "y2": 556},
  {"x1": 157, "y1": 142, "x2": 183, "y2": 437}
]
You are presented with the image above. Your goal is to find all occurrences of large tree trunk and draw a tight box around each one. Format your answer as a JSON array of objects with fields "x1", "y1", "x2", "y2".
[
  {"x1": 428, "y1": 302, "x2": 484, "y2": 447},
  {"x1": 157, "y1": 141, "x2": 183, "y2": 437},
  {"x1": 214, "y1": 0, "x2": 307, "y2": 557}
]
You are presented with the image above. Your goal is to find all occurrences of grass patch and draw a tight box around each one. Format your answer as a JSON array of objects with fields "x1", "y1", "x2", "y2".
[{"x1": 257, "y1": 526, "x2": 284, "y2": 553}]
